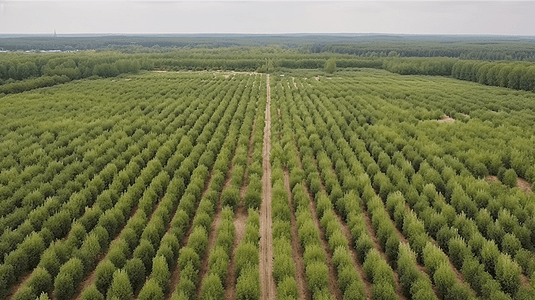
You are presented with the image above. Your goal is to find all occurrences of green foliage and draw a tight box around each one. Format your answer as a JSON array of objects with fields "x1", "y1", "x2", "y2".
[
  {"x1": 0, "y1": 264, "x2": 14, "y2": 299},
  {"x1": 495, "y1": 254, "x2": 521, "y2": 295},
  {"x1": 503, "y1": 169, "x2": 518, "y2": 188},
  {"x1": 80, "y1": 285, "x2": 104, "y2": 300},
  {"x1": 95, "y1": 260, "x2": 117, "y2": 296},
  {"x1": 151, "y1": 256, "x2": 170, "y2": 292},
  {"x1": 200, "y1": 274, "x2": 225, "y2": 300},
  {"x1": 12, "y1": 285, "x2": 35, "y2": 300},
  {"x1": 245, "y1": 175, "x2": 262, "y2": 209},
  {"x1": 222, "y1": 187, "x2": 240, "y2": 209},
  {"x1": 3, "y1": 53, "x2": 535, "y2": 300},
  {"x1": 235, "y1": 242, "x2": 259, "y2": 278},
  {"x1": 133, "y1": 239, "x2": 156, "y2": 273},
  {"x1": 137, "y1": 278, "x2": 164, "y2": 300},
  {"x1": 372, "y1": 282, "x2": 397, "y2": 300},
  {"x1": 106, "y1": 270, "x2": 133, "y2": 300},
  {"x1": 236, "y1": 266, "x2": 260, "y2": 300},
  {"x1": 124, "y1": 258, "x2": 145, "y2": 292},
  {"x1": 433, "y1": 263, "x2": 456, "y2": 297},
  {"x1": 26, "y1": 267, "x2": 52, "y2": 296},
  {"x1": 306, "y1": 261, "x2": 329, "y2": 294},
  {"x1": 324, "y1": 58, "x2": 337, "y2": 74},
  {"x1": 55, "y1": 258, "x2": 84, "y2": 300},
  {"x1": 54, "y1": 272, "x2": 75, "y2": 300}
]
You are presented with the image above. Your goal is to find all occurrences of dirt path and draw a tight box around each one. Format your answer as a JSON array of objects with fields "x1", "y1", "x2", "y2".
[
  {"x1": 5, "y1": 272, "x2": 32, "y2": 300},
  {"x1": 259, "y1": 74, "x2": 276, "y2": 300},
  {"x1": 283, "y1": 168, "x2": 311, "y2": 300},
  {"x1": 224, "y1": 204, "x2": 248, "y2": 300}
]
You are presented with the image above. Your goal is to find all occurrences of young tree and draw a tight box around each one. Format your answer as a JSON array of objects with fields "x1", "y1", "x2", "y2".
[
  {"x1": 324, "y1": 58, "x2": 337, "y2": 74},
  {"x1": 106, "y1": 270, "x2": 133, "y2": 300}
]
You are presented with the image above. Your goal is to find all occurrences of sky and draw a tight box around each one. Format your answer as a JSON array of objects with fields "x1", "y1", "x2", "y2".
[{"x1": 0, "y1": 1, "x2": 534, "y2": 36}]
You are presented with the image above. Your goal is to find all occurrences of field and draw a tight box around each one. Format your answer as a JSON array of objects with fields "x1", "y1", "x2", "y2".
[{"x1": 1, "y1": 68, "x2": 535, "y2": 300}]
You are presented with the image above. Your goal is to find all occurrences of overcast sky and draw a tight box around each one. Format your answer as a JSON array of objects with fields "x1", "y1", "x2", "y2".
[{"x1": 0, "y1": 1, "x2": 534, "y2": 36}]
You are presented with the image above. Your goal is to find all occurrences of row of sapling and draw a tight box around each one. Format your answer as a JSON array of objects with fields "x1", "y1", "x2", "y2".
[
  {"x1": 290, "y1": 80, "x2": 403, "y2": 299},
  {"x1": 368, "y1": 140, "x2": 519, "y2": 297},
  {"x1": 198, "y1": 207, "x2": 235, "y2": 300},
  {"x1": 409, "y1": 163, "x2": 531, "y2": 295},
  {"x1": 0, "y1": 120, "x2": 142, "y2": 299},
  {"x1": 83, "y1": 84, "x2": 241, "y2": 299},
  {"x1": 46, "y1": 81, "x2": 231, "y2": 300},
  {"x1": 385, "y1": 174, "x2": 522, "y2": 299},
  {"x1": 235, "y1": 210, "x2": 261, "y2": 300},
  {"x1": 188, "y1": 74, "x2": 261, "y2": 299},
  {"x1": 323, "y1": 74, "x2": 535, "y2": 190},
  {"x1": 0, "y1": 115, "x2": 108, "y2": 205},
  {"x1": 244, "y1": 78, "x2": 267, "y2": 210},
  {"x1": 338, "y1": 132, "x2": 475, "y2": 298},
  {"x1": 234, "y1": 77, "x2": 265, "y2": 300},
  {"x1": 0, "y1": 72, "x2": 218, "y2": 295},
  {"x1": 297, "y1": 77, "x2": 453, "y2": 299},
  {"x1": 268, "y1": 91, "x2": 300, "y2": 299},
  {"x1": 143, "y1": 80, "x2": 249, "y2": 299},
  {"x1": 58, "y1": 161, "x2": 168, "y2": 300},
  {"x1": 14, "y1": 154, "x2": 150, "y2": 300},
  {"x1": 134, "y1": 165, "x2": 209, "y2": 299},
  {"x1": 1, "y1": 148, "x2": 149, "y2": 299},
  {"x1": 277, "y1": 86, "x2": 367, "y2": 300},
  {"x1": 0, "y1": 136, "x2": 126, "y2": 258},
  {"x1": 325, "y1": 81, "x2": 535, "y2": 298},
  {"x1": 170, "y1": 83, "x2": 248, "y2": 299}
]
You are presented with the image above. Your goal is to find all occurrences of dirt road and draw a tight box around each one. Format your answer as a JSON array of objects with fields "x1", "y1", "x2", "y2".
[{"x1": 259, "y1": 74, "x2": 276, "y2": 300}]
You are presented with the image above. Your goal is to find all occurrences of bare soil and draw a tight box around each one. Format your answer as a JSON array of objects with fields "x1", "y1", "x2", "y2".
[
  {"x1": 437, "y1": 115, "x2": 455, "y2": 123},
  {"x1": 485, "y1": 175, "x2": 499, "y2": 183},
  {"x1": 224, "y1": 204, "x2": 248, "y2": 300},
  {"x1": 6, "y1": 271, "x2": 32, "y2": 300},
  {"x1": 485, "y1": 175, "x2": 533, "y2": 193},
  {"x1": 517, "y1": 177, "x2": 532, "y2": 192},
  {"x1": 259, "y1": 74, "x2": 276, "y2": 300},
  {"x1": 284, "y1": 168, "x2": 311, "y2": 300}
]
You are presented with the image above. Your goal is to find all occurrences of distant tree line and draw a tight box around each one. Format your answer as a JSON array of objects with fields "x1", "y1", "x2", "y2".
[
  {"x1": 3, "y1": 34, "x2": 535, "y2": 62},
  {"x1": 320, "y1": 42, "x2": 535, "y2": 62},
  {"x1": 382, "y1": 57, "x2": 458, "y2": 76},
  {"x1": 451, "y1": 60, "x2": 535, "y2": 91},
  {"x1": 382, "y1": 57, "x2": 535, "y2": 92},
  {"x1": 0, "y1": 52, "x2": 152, "y2": 94},
  {"x1": 1, "y1": 45, "x2": 535, "y2": 96}
]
